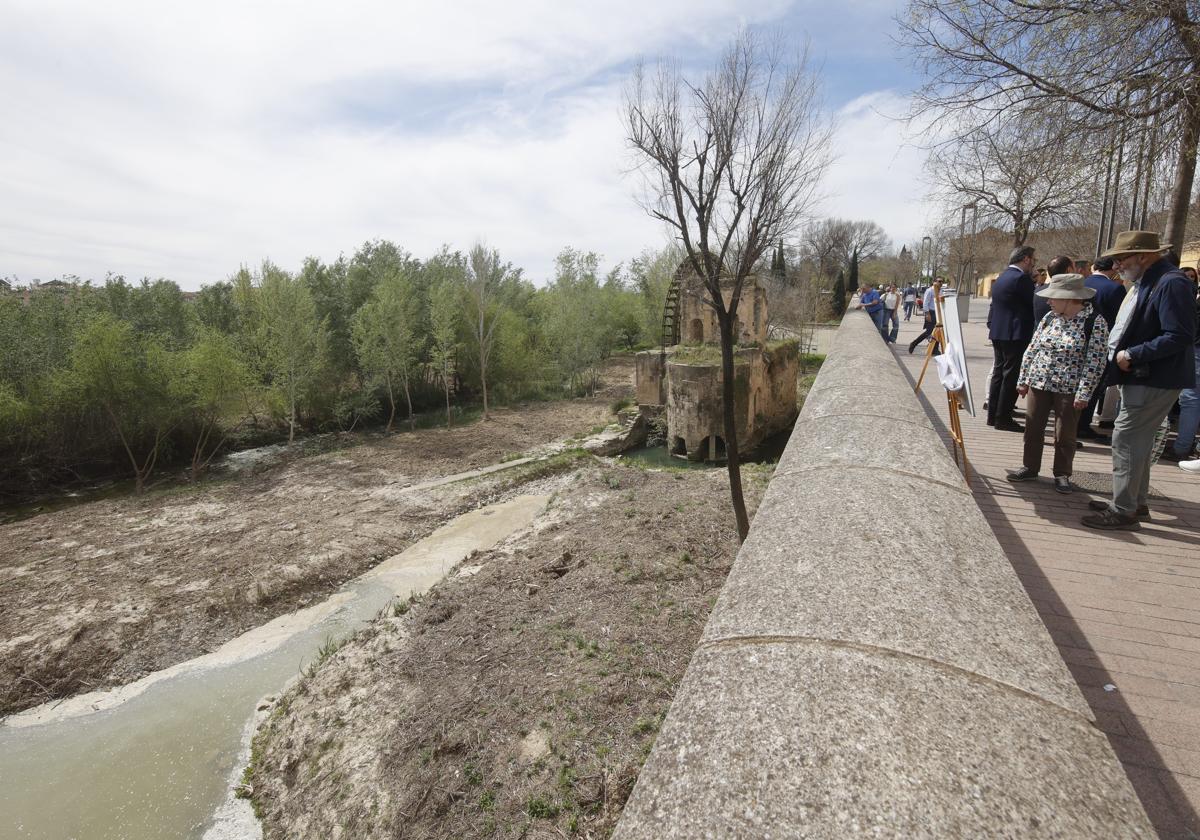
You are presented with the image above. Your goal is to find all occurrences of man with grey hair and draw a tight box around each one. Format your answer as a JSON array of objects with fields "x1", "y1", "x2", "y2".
[
  {"x1": 986, "y1": 245, "x2": 1037, "y2": 431},
  {"x1": 1082, "y1": 231, "x2": 1196, "y2": 530}
]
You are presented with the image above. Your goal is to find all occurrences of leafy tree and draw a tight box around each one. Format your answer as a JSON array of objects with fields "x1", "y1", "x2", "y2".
[
  {"x1": 543, "y1": 248, "x2": 609, "y2": 396},
  {"x1": 65, "y1": 313, "x2": 186, "y2": 492},
  {"x1": 258, "y1": 262, "x2": 326, "y2": 443},
  {"x1": 429, "y1": 281, "x2": 462, "y2": 428},
  {"x1": 180, "y1": 330, "x2": 250, "y2": 478},
  {"x1": 832, "y1": 269, "x2": 848, "y2": 318},
  {"x1": 464, "y1": 243, "x2": 509, "y2": 419},
  {"x1": 351, "y1": 270, "x2": 421, "y2": 432},
  {"x1": 195, "y1": 281, "x2": 238, "y2": 333}
]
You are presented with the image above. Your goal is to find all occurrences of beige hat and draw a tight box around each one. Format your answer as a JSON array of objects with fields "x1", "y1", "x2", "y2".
[
  {"x1": 1101, "y1": 230, "x2": 1164, "y2": 258},
  {"x1": 1036, "y1": 273, "x2": 1095, "y2": 300}
]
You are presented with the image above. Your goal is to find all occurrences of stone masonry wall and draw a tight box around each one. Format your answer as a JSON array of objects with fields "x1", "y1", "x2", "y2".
[{"x1": 613, "y1": 310, "x2": 1154, "y2": 838}]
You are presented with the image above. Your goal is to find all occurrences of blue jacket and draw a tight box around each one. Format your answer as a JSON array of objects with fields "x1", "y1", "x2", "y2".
[
  {"x1": 988, "y1": 266, "x2": 1035, "y2": 342},
  {"x1": 1084, "y1": 273, "x2": 1126, "y2": 330},
  {"x1": 1112, "y1": 259, "x2": 1196, "y2": 390}
]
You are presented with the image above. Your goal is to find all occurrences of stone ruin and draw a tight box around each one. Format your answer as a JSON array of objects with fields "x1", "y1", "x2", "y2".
[{"x1": 635, "y1": 259, "x2": 799, "y2": 462}]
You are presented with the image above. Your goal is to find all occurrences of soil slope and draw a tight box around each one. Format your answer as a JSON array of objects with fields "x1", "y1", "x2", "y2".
[
  {"x1": 0, "y1": 361, "x2": 630, "y2": 717},
  {"x1": 248, "y1": 460, "x2": 768, "y2": 840}
]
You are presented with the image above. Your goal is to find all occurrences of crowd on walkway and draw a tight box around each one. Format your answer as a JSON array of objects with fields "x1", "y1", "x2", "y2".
[{"x1": 861, "y1": 230, "x2": 1199, "y2": 532}]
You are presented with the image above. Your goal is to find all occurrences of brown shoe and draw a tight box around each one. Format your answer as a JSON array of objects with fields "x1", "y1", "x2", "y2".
[
  {"x1": 1082, "y1": 510, "x2": 1141, "y2": 531},
  {"x1": 1087, "y1": 500, "x2": 1150, "y2": 519}
]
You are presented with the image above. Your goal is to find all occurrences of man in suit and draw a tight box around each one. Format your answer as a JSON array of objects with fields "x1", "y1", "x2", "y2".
[
  {"x1": 1076, "y1": 256, "x2": 1127, "y2": 440},
  {"x1": 987, "y1": 245, "x2": 1037, "y2": 431},
  {"x1": 1082, "y1": 230, "x2": 1196, "y2": 530}
]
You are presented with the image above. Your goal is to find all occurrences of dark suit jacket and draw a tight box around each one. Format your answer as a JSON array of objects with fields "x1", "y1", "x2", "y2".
[
  {"x1": 988, "y1": 266, "x2": 1036, "y2": 342},
  {"x1": 1084, "y1": 273, "x2": 1126, "y2": 330},
  {"x1": 1032, "y1": 283, "x2": 1051, "y2": 324},
  {"x1": 1112, "y1": 259, "x2": 1197, "y2": 390}
]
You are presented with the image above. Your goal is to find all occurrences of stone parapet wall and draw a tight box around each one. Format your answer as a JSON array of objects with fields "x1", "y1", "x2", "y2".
[{"x1": 613, "y1": 311, "x2": 1154, "y2": 838}]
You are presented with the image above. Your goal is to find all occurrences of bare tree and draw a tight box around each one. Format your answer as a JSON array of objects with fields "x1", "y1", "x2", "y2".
[
  {"x1": 802, "y1": 218, "x2": 891, "y2": 279},
  {"x1": 625, "y1": 30, "x2": 832, "y2": 541},
  {"x1": 927, "y1": 108, "x2": 1098, "y2": 246},
  {"x1": 899, "y1": 0, "x2": 1200, "y2": 254}
]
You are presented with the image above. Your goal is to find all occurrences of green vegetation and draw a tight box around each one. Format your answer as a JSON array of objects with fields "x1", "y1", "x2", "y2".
[{"x1": 0, "y1": 242, "x2": 680, "y2": 492}]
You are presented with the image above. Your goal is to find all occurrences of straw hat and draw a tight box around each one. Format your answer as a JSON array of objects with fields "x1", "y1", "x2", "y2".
[
  {"x1": 1036, "y1": 273, "x2": 1095, "y2": 300},
  {"x1": 1101, "y1": 230, "x2": 1164, "y2": 258}
]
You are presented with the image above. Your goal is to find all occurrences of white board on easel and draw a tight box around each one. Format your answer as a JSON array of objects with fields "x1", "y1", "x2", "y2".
[{"x1": 938, "y1": 290, "x2": 976, "y2": 417}]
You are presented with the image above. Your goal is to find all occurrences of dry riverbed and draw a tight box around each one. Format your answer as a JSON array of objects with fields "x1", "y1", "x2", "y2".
[
  {"x1": 247, "y1": 460, "x2": 769, "y2": 840},
  {"x1": 0, "y1": 362, "x2": 631, "y2": 717}
]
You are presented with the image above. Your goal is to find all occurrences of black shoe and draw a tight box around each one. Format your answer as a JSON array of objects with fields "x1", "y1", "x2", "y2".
[
  {"x1": 1098, "y1": 420, "x2": 1115, "y2": 430},
  {"x1": 1054, "y1": 476, "x2": 1072, "y2": 494},
  {"x1": 907, "y1": 343, "x2": 917, "y2": 354},
  {"x1": 995, "y1": 420, "x2": 1024, "y2": 433},
  {"x1": 1081, "y1": 509, "x2": 1141, "y2": 531},
  {"x1": 1075, "y1": 440, "x2": 1083, "y2": 450},
  {"x1": 1077, "y1": 427, "x2": 1102, "y2": 439},
  {"x1": 1007, "y1": 466, "x2": 1038, "y2": 482},
  {"x1": 1158, "y1": 449, "x2": 1188, "y2": 463},
  {"x1": 1087, "y1": 499, "x2": 1150, "y2": 519}
]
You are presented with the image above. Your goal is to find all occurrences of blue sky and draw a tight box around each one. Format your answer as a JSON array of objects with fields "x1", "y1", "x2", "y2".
[{"x1": 0, "y1": 0, "x2": 932, "y2": 290}]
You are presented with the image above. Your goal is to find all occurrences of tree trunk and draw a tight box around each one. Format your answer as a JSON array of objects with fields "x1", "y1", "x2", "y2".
[
  {"x1": 403, "y1": 374, "x2": 414, "y2": 432},
  {"x1": 1164, "y1": 95, "x2": 1200, "y2": 255},
  {"x1": 480, "y1": 355, "x2": 489, "y2": 420},
  {"x1": 386, "y1": 379, "x2": 396, "y2": 433},
  {"x1": 717, "y1": 312, "x2": 750, "y2": 543},
  {"x1": 443, "y1": 364, "x2": 452, "y2": 429}
]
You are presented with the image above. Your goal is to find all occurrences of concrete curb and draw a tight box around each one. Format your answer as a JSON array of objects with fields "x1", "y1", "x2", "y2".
[{"x1": 613, "y1": 311, "x2": 1154, "y2": 838}]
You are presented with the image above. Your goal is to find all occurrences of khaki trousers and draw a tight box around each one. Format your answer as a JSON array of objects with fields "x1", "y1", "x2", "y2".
[{"x1": 1023, "y1": 388, "x2": 1079, "y2": 477}]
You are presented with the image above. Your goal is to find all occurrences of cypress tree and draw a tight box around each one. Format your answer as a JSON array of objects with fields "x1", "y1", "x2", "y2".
[{"x1": 832, "y1": 269, "x2": 847, "y2": 317}]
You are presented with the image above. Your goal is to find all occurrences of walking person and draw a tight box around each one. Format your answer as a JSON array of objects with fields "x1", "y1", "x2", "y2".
[
  {"x1": 1006, "y1": 274, "x2": 1109, "y2": 493},
  {"x1": 907, "y1": 278, "x2": 944, "y2": 355},
  {"x1": 987, "y1": 246, "x2": 1037, "y2": 432},
  {"x1": 902, "y1": 283, "x2": 917, "y2": 321},
  {"x1": 1082, "y1": 231, "x2": 1197, "y2": 530},
  {"x1": 882, "y1": 285, "x2": 901, "y2": 343}
]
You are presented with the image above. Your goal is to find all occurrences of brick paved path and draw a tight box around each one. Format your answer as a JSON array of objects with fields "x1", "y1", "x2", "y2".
[{"x1": 889, "y1": 301, "x2": 1200, "y2": 839}]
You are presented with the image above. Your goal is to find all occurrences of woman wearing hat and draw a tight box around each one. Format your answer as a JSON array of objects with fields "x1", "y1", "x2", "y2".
[{"x1": 1007, "y1": 273, "x2": 1109, "y2": 493}]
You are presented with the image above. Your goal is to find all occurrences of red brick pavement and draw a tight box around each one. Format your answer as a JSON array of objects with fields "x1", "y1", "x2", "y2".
[{"x1": 890, "y1": 303, "x2": 1200, "y2": 839}]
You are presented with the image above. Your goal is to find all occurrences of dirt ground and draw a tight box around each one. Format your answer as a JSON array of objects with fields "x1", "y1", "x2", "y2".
[
  {"x1": 248, "y1": 459, "x2": 770, "y2": 840},
  {"x1": 0, "y1": 359, "x2": 633, "y2": 717}
]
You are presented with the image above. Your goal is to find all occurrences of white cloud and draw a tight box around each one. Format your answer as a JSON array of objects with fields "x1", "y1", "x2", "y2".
[
  {"x1": 0, "y1": 0, "x2": 927, "y2": 288},
  {"x1": 819, "y1": 91, "x2": 935, "y2": 250}
]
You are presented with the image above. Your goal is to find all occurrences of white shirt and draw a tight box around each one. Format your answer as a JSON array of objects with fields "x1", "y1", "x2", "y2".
[
  {"x1": 922, "y1": 286, "x2": 937, "y2": 310},
  {"x1": 883, "y1": 292, "x2": 899, "y2": 309},
  {"x1": 1107, "y1": 282, "x2": 1140, "y2": 359}
]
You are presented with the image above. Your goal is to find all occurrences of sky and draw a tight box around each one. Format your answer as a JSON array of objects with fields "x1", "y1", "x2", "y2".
[{"x1": 0, "y1": 0, "x2": 933, "y2": 290}]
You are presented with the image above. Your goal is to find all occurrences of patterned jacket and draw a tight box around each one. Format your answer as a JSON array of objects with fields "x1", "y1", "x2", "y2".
[{"x1": 1017, "y1": 303, "x2": 1109, "y2": 402}]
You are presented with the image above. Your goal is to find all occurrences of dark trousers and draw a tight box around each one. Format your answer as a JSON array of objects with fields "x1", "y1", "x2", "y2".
[
  {"x1": 1023, "y1": 389, "x2": 1080, "y2": 476},
  {"x1": 988, "y1": 339, "x2": 1028, "y2": 424},
  {"x1": 908, "y1": 311, "x2": 940, "y2": 354},
  {"x1": 1076, "y1": 362, "x2": 1113, "y2": 433}
]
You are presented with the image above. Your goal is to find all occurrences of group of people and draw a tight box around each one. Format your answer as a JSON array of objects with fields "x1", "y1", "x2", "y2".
[
  {"x1": 860, "y1": 281, "x2": 942, "y2": 345},
  {"x1": 984, "y1": 232, "x2": 1199, "y2": 530}
]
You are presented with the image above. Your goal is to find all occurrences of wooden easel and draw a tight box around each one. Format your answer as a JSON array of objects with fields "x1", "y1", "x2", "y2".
[{"x1": 912, "y1": 293, "x2": 971, "y2": 480}]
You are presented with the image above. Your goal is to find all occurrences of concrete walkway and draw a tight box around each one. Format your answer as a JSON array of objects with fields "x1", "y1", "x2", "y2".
[{"x1": 890, "y1": 301, "x2": 1200, "y2": 839}]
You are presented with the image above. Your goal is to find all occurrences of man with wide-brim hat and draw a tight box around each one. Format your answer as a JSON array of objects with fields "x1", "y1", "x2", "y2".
[
  {"x1": 1007, "y1": 274, "x2": 1108, "y2": 494},
  {"x1": 1081, "y1": 231, "x2": 1196, "y2": 530}
]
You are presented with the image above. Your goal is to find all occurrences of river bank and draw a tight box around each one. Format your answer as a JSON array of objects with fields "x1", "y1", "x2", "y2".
[
  {"x1": 247, "y1": 458, "x2": 768, "y2": 839},
  {"x1": 0, "y1": 361, "x2": 632, "y2": 717}
]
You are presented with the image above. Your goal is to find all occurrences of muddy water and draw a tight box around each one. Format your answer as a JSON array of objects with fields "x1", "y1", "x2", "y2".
[{"x1": 0, "y1": 494, "x2": 549, "y2": 840}]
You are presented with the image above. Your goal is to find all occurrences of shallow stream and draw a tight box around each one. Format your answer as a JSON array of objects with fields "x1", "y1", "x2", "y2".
[{"x1": 0, "y1": 494, "x2": 549, "y2": 840}]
